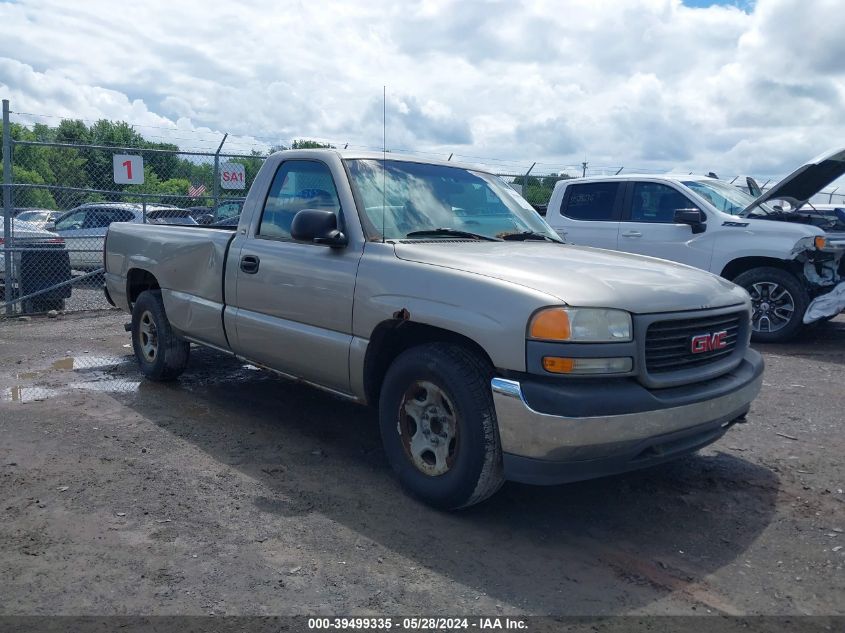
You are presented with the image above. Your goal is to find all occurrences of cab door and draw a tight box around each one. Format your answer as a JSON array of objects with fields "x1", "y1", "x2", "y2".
[
  {"x1": 550, "y1": 181, "x2": 624, "y2": 249},
  {"x1": 228, "y1": 159, "x2": 363, "y2": 394},
  {"x1": 54, "y1": 208, "x2": 100, "y2": 270},
  {"x1": 617, "y1": 180, "x2": 714, "y2": 271}
]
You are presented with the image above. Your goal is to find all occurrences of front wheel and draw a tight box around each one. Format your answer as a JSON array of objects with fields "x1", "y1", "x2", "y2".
[
  {"x1": 131, "y1": 290, "x2": 190, "y2": 381},
  {"x1": 733, "y1": 267, "x2": 809, "y2": 343},
  {"x1": 378, "y1": 343, "x2": 504, "y2": 509}
]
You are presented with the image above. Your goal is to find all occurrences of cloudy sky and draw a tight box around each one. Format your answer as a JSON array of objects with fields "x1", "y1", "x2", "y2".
[{"x1": 1, "y1": 0, "x2": 843, "y2": 178}]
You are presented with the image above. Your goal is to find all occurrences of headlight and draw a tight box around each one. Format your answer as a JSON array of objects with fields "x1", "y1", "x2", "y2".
[
  {"x1": 528, "y1": 307, "x2": 632, "y2": 342},
  {"x1": 792, "y1": 235, "x2": 826, "y2": 254}
]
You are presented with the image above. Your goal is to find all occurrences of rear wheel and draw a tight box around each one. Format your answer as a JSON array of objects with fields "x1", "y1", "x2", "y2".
[
  {"x1": 378, "y1": 343, "x2": 504, "y2": 509},
  {"x1": 131, "y1": 290, "x2": 190, "y2": 380},
  {"x1": 733, "y1": 267, "x2": 809, "y2": 343}
]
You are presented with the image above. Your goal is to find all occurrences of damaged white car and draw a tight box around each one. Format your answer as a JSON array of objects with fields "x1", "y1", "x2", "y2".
[{"x1": 546, "y1": 147, "x2": 845, "y2": 342}]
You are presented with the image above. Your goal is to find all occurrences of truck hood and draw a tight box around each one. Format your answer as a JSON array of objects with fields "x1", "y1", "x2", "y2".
[
  {"x1": 742, "y1": 147, "x2": 845, "y2": 215},
  {"x1": 393, "y1": 241, "x2": 748, "y2": 314}
]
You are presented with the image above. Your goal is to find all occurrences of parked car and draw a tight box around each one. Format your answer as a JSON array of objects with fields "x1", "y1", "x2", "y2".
[
  {"x1": 104, "y1": 149, "x2": 763, "y2": 509},
  {"x1": 210, "y1": 215, "x2": 240, "y2": 227},
  {"x1": 14, "y1": 209, "x2": 64, "y2": 230},
  {"x1": 184, "y1": 206, "x2": 215, "y2": 225},
  {"x1": 545, "y1": 148, "x2": 845, "y2": 342},
  {"x1": 1, "y1": 218, "x2": 72, "y2": 312},
  {"x1": 216, "y1": 200, "x2": 243, "y2": 221},
  {"x1": 53, "y1": 203, "x2": 197, "y2": 270}
]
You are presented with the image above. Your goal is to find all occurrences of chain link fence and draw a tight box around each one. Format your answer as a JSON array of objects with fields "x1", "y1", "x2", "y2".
[
  {"x1": 4, "y1": 100, "x2": 845, "y2": 318},
  {"x1": 2, "y1": 101, "x2": 266, "y2": 316}
]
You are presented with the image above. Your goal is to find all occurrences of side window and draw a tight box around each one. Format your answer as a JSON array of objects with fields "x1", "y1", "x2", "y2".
[
  {"x1": 113, "y1": 210, "x2": 136, "y2": 223},
  {"x1": 630, "y1": 183, "x2": 694, "y2": 223},
  {"x1": 561, "y1": 182, "x2": 620, "y2": 221},
  {"x1": 54, "y1": 210, "x2": 87, "y2": 231},
  {"x1": 83, "y1": 210, "x2": 114, "y2": 229},
  {"x1": 258, "y1": 161, "x2": 341, "y2": 240}
]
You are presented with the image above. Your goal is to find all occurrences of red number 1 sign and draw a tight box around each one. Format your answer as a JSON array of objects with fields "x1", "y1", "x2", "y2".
[{"x1": 113, "y1": 154, "x2": 144, "y2": 184}]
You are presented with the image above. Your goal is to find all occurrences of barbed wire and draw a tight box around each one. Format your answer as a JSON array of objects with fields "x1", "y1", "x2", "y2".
[{"x1": 9, "y1": 108, "x2": 845, "y2": 193}]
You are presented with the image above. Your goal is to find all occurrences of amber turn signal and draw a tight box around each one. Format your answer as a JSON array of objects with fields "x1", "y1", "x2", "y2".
[
  {"x1": 815, "y1": 236, "x2": 827, "y2": 250},
  {"x1": 529, "y1": 308, "x2": 571, "y2": 341},
  {"x1": 542, "y1": 357, "x2": 575, "y2": 373}
]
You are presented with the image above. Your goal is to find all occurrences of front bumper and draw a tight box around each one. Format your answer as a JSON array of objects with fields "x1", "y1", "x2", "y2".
[{"x1": 491, "y1": 349, "x2": 764, "y2": 485}]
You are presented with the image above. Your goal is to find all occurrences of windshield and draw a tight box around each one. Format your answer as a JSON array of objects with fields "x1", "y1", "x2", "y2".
[
  {"x1": 681, "y1": 179, "x2": 776, "y2": 217},
  {"x1": 345, "y1": 159, "x2": 560, "y2": 241},
  {"x1": 16, "y1": 211, "x2": 50, "y2": 223}
]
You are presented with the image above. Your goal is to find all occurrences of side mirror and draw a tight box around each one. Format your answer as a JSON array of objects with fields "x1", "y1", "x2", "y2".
[
  {"x1": 44, "y1": 222, "x2": 56, "y2": 232},
  {"x1": 291, "y1": 208, "x2": 347, "y2": 247},
  {"x1": 674, "y1": 208, "x2": 706, "y2": 234}
]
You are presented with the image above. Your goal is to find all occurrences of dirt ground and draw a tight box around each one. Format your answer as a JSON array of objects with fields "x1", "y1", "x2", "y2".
[{"x1": 0, "y1": 310, "x2": 843, "y2": 616}]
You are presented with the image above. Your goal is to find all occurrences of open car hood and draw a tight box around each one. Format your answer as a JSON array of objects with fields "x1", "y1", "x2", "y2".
[{"x1": 742, "y1": 147, "x2": 845, "y2": 215}]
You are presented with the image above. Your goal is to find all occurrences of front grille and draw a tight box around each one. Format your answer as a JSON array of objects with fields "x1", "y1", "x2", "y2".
[{"x1": 645, "y1": 312, "x2": 743, "y2": 374}]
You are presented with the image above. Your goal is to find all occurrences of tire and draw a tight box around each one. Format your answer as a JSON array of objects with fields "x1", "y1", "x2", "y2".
[
  {"x1": 131, "y1": 290, "x2": 190, "y2": 381},
  {"x1": 733, "y1": 267, "x2": 809, "y2": 343},
  {"x1": 378, "y1": 343, "x2": 504, "y2": 509}
]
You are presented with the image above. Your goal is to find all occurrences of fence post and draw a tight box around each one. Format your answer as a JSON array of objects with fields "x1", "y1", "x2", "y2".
[
  {"x1": 212, "y1": 133, "x2": 228, "y2": 220},
  {"x1": 3, "y1": 99, "x2": 12, "y2": 314},
  {"x1": 522, "y1": 162, "x2": 536, "y2": 196}
]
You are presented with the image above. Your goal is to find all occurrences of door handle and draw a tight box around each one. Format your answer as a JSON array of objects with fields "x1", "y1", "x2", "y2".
[
  {"x1": 240, "y1": 255, "x2": 260, "y2": 274},
  {"x1": 621, "y1": 230, "x2": 642, "y2": 238}
]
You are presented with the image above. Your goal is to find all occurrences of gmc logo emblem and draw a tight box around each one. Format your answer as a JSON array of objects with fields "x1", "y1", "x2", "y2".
[{"x1": 691, "y1": 331, "x2": 728, "y2": 354}]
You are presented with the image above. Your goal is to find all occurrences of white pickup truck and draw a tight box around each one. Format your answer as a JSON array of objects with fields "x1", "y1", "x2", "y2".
[{"x1": 545, "y1": 148, "x2": 845, "y2": 342}]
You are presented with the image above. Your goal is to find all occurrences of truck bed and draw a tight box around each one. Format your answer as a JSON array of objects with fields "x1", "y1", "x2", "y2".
[{"x1": 104, "y1": 223, "x2": 236, "y2": 349}]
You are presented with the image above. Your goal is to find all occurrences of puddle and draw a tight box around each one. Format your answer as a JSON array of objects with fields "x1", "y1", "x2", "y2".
[
  {"x1": 2, "y1": 386, "x2": 61, "y2": 403},
  {"x1": 6, "y1": 354, "x2": 136, "y2": 402},
  {"x1": 15, "y1": 355, "x2": 127, "y2": 380},
  {"x1": 52, "y1": 356, "x2": 125, "y2": 371},
  {"x1": 68, "y1": 380, "x2": 141, "y2": 394}
]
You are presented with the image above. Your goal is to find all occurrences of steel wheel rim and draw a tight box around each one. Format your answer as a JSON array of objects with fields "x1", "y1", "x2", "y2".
[
  {"x1": 138, "y1": 310, "x2": 159, "y2": 362},
  {"x1": 749, "y1": 281, "x2": 795, "y2": 333},
  {"x1": 397, "y1": 380, "x2": 459, "y2": 477}
]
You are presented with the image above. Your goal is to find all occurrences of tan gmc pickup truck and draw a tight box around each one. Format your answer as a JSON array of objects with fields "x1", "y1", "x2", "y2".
[{"x1": 104, "y1": 149, "x2": 763, "y2": 508}]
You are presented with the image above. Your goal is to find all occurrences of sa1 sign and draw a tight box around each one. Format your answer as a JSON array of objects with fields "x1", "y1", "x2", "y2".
[
  {"x1": 113, "y1": 154, "x2": 144, "y2": 184},
  {"x1": 220, "y1": 163, "x2": 246, "y2": 190}
]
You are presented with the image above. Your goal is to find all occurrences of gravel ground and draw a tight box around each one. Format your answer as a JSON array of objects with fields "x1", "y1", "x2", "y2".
[{"x1": 0, "y1": 310, "x2": 843, "y2": 616}]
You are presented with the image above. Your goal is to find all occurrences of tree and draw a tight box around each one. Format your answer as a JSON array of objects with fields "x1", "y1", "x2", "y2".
[
  {"x1": 0, "y1": 165, "x2": 57, "y2": 209},
  {"x1": 143, "y1": 141, "x2": 180, "y2": 181},
  {"x1": 55, "y1": 119, "x2": 91, "y2": 145},
  {"x1": 291, "y1": 139, "x2": 334, "y2": 149},
  {"x1": 83, "y1": 120, "x2": 147, "y2": 191}
]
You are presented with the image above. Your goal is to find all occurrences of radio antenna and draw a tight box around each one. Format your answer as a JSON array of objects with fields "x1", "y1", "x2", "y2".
[{"x1": 382, "y1": 85, "x2": 386, "y2": 243}]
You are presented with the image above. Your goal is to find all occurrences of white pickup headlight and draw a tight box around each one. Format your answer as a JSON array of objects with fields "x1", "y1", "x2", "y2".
[{"x1": 529, "y1": 307, "x2": 632, "y2": 342}]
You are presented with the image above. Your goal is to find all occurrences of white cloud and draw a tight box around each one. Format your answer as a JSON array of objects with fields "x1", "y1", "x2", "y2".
[{"x1": 0, "y1": 0, "x2": 843, "y2": 179}]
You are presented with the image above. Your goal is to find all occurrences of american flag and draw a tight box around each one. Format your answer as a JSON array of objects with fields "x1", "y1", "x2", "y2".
[{"x1": 188, "y1": 183, "x2": 207, "y2": 198}]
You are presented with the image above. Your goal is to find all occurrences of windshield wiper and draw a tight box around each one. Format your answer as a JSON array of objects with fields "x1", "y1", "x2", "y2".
[
  {"x1": 405, "y1": 228, "x2": 503, "y2": 242},
  {"x1": 500, "y1": 230, "x2": 564, "y2": 243}
]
